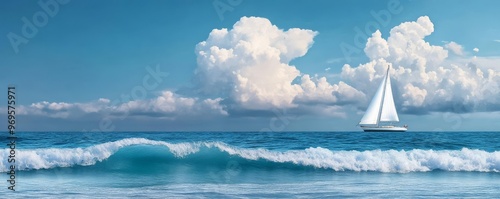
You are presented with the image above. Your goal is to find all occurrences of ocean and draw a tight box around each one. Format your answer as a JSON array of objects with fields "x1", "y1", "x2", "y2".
[{"x1": 1, "y1": 131, "x2": 499, "y2": 198}]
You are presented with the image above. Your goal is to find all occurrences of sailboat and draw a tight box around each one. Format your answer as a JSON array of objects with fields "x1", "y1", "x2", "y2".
[{"x1": 359, "y1": 66, "x2": 407, "y2": 132}]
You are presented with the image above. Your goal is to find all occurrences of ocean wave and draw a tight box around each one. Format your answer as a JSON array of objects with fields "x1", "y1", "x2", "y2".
[{"x1": 1, "y1": 138, "x2": 499, "y2": 173}]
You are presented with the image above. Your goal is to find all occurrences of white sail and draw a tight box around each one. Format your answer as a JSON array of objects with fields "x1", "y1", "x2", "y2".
[
  {"x1": 359, "y1": 73, "x2": 387, "y2": 125},
  {"x1": 359, "y1": 66, "x2": 399, "y2": 125},
  {"x1": 359, "y1": 66, "x2": 407, "y2": 132},
  {"x1": 379, "y1": 72, "x2": 399, "y2": 122}
]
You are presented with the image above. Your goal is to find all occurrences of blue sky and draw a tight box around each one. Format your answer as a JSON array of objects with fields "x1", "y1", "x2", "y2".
[{"x1": 1, "y1": 0, "x2": 499, "y2": 132}]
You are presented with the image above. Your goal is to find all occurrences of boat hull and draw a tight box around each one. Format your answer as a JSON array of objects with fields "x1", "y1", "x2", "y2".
[{"x1": 361, "y1": 126, "x2": 407, "y2": 132}]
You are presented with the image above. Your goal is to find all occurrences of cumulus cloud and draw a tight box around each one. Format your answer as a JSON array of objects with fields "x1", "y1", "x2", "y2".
[
  {"x1": 473, "y1": 48, "x2": 479, "y2": 53},
  {"x1": 195, "y1": 16, "x2": 364, "y2": 113},
  {"x1": 402, "y1": 83, "x2": 427, "y2": 107},
  {"x1": 18, "y1": 98, "x2": 113, "y2": 118},
  {"x1": 8, "y1": 16, "x2": 365, "y2": 120},
  {"x1": 444, "y1": 41, "x2": 464, "y2": 56},
  {"x1": 195, "y1": 17, "x2": 315, "y2": 109},
  {"x1": 18, "y1": 91, "x2": 227, "y2": 119},
  {"x1": 341, "y1": 16, "x2": 500, "y2": 114},
  {"x1": 115, "y1": 91, "x2": 227, "y2": 118},
  {"x1": 9, "y1": 16, "x2": 499, "y2": 122},
  {"x1": 295, "y1": 75, "x2": 365, "y2": 105}
]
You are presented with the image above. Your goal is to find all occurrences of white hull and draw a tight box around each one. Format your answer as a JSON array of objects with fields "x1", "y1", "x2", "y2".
[{"x1": 361, "y1": 126, "x2": 407, "y2": 132}]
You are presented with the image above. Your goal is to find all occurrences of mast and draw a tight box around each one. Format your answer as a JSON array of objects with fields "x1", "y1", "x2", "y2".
[{"x1": 376, "y1": 65, "x2": 390, "y2": 126}]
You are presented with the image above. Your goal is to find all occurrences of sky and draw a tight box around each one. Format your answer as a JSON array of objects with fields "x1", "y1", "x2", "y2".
[{"x1": 1, "y1": 0, "x2": 499, "y2": 132}]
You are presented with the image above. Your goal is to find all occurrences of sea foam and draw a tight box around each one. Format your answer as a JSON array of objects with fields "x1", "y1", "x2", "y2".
[{"x1": 1, "y1": 138, "x2": 499, "y2": 173}]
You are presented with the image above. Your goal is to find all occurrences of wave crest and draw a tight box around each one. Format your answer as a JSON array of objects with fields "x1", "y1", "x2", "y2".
[{"x1": 1, "y1": 138, "x2": 499, "y2": 173}]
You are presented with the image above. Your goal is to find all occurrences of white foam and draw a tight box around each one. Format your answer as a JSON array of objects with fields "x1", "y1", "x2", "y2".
[
  {"x1": 232, "y1": 147, "x2": 500, "y2": 172},
  {"x1": 1, "y1": 138, "x2": 499, "y2": 173},
  {"x1": 0, "y1": 138, "x2": 204, "y2": 172}
]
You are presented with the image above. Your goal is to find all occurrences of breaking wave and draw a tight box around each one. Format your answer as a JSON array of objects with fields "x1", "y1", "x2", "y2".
[{"x1": 1, "y1": 138, "x2": 499, "y2": 173}]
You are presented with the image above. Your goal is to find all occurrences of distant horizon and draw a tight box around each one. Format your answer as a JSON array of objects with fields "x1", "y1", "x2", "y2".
[{"x1": 1, "y1": 1, "x2": 499, "y2": 132}]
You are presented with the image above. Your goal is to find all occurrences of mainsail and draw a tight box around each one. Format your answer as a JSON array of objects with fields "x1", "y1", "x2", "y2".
[
  {"x1": 359, "y1": 66, "x2": 399, "y2": 126},
  {"x1": 379, "y1": 73, "x2": 399, "y2": 122}
]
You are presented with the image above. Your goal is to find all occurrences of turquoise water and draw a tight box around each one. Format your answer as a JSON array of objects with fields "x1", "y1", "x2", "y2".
[{"x1": 1, "y1": 132, "x2": 499, "y2": 198}]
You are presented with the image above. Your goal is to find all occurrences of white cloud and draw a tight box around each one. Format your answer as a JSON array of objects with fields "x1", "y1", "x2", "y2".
[
  {"x1": 494, "y1": 40, "x2": 500, "y2": 43},
  {"x1": 195, "y1": 16, "x2": 364, "y2": 113},
  {"x1": 364, "y1": 30, "x2": 390, "y2": 60},
  {"x1": 340, "y1": 16, "x2": 500, "y2": 114},
  {"x1": 473, "y1": 48, "x2": 479, "y2": 53},
  {"x1": 444, "y1": 41, "x2": 464, "y2": 56},
  {"x1": 402, "y1": 83, "x2": 427, "y2": 107},
  {"x1": 18, "y1": 91, "x2": 227, "y2": 119},
  {"x1": 115, "y1": 91, "x2": 228, "y2": 117},
  {"x1": 10, "y1": 16, "x2": 499, "y2": 122},
  {"x1": 18, "y1": 99, "x2": 112, "y2": 118},
  {"x1": 295, "y1": 75, "x2": 365, "y2": 105},
  {"x1": 195, "y1": 17, "x2": 311, "y2": 109}
]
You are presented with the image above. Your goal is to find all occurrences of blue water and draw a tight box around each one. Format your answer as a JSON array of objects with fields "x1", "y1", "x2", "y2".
[{"x1": 1, "y1": 132, "x2": 499, "y2": 198}]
